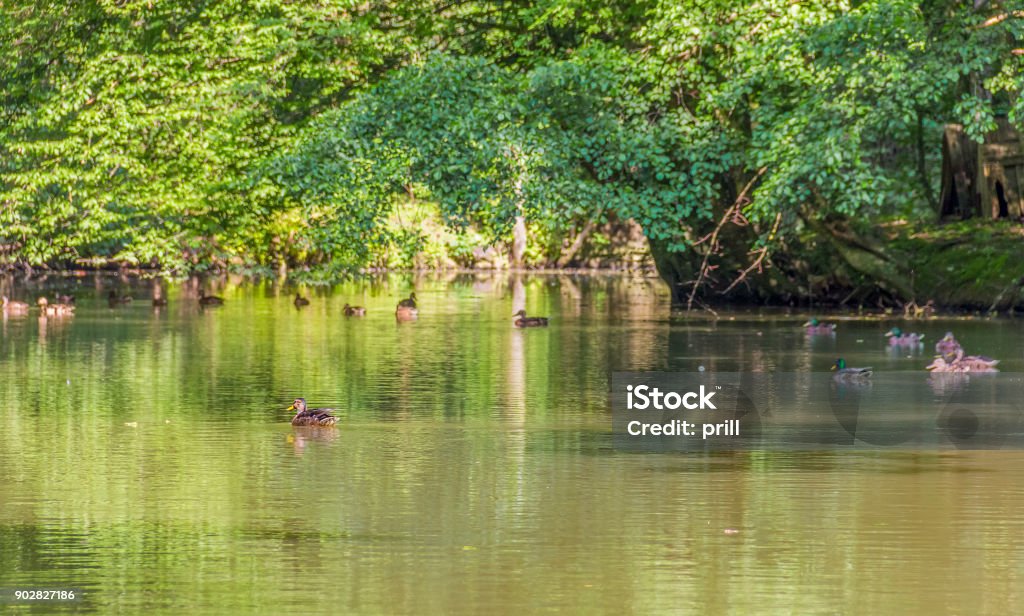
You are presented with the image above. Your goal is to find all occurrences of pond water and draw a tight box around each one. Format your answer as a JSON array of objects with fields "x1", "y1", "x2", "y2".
[{"x1": 1, "y1": 273, "x2": 1023, "y2": 614}]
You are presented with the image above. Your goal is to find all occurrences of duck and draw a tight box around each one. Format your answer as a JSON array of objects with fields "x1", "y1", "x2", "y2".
[
  {"x1": 288, "y1": 398, "x2": 339, "y2": 427},
  {"x1": 293, "y1": 293, "x2": 310, "y2": 307},
  {"x1": 152, "y1": 296, "x2": 168, "y2": 307},
  {"x1": 1, "y1": 295, "x2": 29, "y2": 315},
  {"x1": 198, "y1": 290, "x2": 224, "y2": 306},
  {"x1": 926, "y1": 355, "x2": 999, "y2": 373},
  {"x1": 343, "y1": 303, "x2": 366, "y2": 316},
  {"x1": 935, "y1": 332, "x2": 962, "y2": 362},
  {"x1": 37, "y1": 297, "x2": 75, "y2": 317},
  {"x1": 803, "y1": 318, "x2": 836, "y2": 334},
  {"x1": 107, "y1": 290, "x2": 133, "y2": 306},
  {"x1": 512, "y1": 309, "x2": 549, "y2": 328},
  {"x1": 831, "y1": 358, "x2": 872, "y2": 380},
  {"x1": 395, "y1": 293, "x2": 418, "y2": 320},
  {"x1": 885, "y1": 327, "x2": 925, "y2": 346}
]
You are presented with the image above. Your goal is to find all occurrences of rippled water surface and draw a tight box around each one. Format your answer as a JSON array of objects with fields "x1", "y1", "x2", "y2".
[{"x1": 1, "y1": 273, "x2": 1024, "y2": 614}]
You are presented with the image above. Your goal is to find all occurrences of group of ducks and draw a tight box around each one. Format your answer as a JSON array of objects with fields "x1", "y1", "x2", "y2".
[
  {"x1": 2, "y1": 289, "x2": 227, "y2": 316},
  {"x1": 293, "y1": 291, "x2": 549, "y2": 328},
  {"x1": 2, "y1": 295, "x2": 76, "y2": 317},
  {"x1": 7, "y1": 288, "x2": 551, "y2": 330},
  {"x1": 803, "y1": 318, "x2": 1000, "y2": 380},
  {"x1": 8, "y1": 287, "x2": 550, "y2": 429},
  {"x1": 287, "y1": 295, "x2": 548, "y2": 426}
]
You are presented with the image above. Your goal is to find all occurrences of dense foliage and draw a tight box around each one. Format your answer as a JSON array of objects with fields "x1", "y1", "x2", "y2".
[{"x1": 2, "y1": 1, "x2": 1023, "y2": 287}]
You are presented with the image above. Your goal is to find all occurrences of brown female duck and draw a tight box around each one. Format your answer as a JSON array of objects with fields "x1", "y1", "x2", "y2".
[
  {"x1": 395, "y1": 293, "x2": 418, "y2": 320},
  {"x1": 37, "y1": 297, "x2": 75, "y2": 317},
  {"x1": 1, "y1": 296, "x2": 29, "y2": 315},
  {"x1": 288, "y1": 398, "x2": 339, "y2": 427},
  {"x1": 108, "y1": 290, "x2": 133, "y2": 307},
  {"x1": 513, "y1": 309, "x2": 549, "y2": 328},
  {"x1": 198, "y1": 290, "x2": 224, "y2": 306},
  {"x1": 343, "y1": 303, "x2": 366, "y2": 316},
  {"x1": 294, "y1": 293, "x2": 310, "y2": 307}
]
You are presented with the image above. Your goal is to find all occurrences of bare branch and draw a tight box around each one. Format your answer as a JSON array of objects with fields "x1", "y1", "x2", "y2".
[{"x1": 686, "y1": 167, "x2": 767, "y2": 311}]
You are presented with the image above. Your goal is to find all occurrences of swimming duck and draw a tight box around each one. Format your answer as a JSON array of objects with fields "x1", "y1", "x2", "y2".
[
  {"x1": 804, "y1": 318, "x2": 836, "y2": 334},
  {"x1": 37, "y1": 297, "x2": 75, "y2": 317},
  {"x1": 831, "y1": 358, "x2": 872, "y2": 379},
  {"x1": 198, "y1": 290, "x2": 224, "y2": 306},
  {"x1": 935, "y1": 332, "x2": 962, "y2": 362},
  {"x1": 926, "y1": 355, "x2": 999, "y2": 373},
  {"x1": 343, "y1": 303, "x2": 366, "y2": 316},
  {"x1": 1, "y1": 296, "x2": 29, "y2": 315},
  {"x1": 294, "y1": 293, "x2": 310, "y2": 307},
  {"x1": 288, "y1": 398, "x2": 339, "y2": 427},
  {"x1": 153, "y1": 296, "x2": 168, "y2": 307},
  {"x1": 513, "y1": 310, "x2": 549, "y2": 328},
  {"x1": 885, "y1": 327, "x2": 925, "y2": 346},
  {"x1": 395, "y1": 294, "x2": 418, "y2": 320},
  {"x1": 108, "y1": 290, "x2": 133, "y2": 306}
]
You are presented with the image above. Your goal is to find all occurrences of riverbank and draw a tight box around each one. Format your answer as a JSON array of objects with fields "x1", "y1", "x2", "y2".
[{"x1": 3, "y1": 219, "x2": 1022, "y2": 313}]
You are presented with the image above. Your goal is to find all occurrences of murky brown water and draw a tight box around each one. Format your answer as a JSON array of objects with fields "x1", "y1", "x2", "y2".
[{"x1": 1, "y1": 273, "x2": 1023, "y2": 613}]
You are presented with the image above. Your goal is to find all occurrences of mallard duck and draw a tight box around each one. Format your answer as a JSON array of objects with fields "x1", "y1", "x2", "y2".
[
  {"x1": 935, "y1": 332, "x2": 962, "y2": 362},
  {"x1": 885, "y1": 327, "x2": 925, "y2": 346},
  {"x1": 395, "y1": 293, "x2": 418, "y2": 320},
  {"x1": 1, "y1": 295, "x2": 29, "y2": 315},
  {"x1": 294, "y1": 293, "x2": 310, "y2": 307},
  {"x1": 37, "y1": 297, "x2": 74, "y2": 317},
  {"x1": 198, "y1": 290, "x2": 224, "y2": 306},
  {"x1": 397, "y1": 293, "x2": 417, "y2": 309},
  {"x1": 343, "y1": 303, "x2": 366, "y2": 316},
  {"x1": 512, "y1": 309, "x2": 549, "y2": 328},
  {"x1": 153, "y1": 296, "x2": 168, "y2": 307},
  {"x1": 804, "y1": 318, "x2": 836, "y2": 334},
  {"x1": 831, "y1": 358, "x2": 871, "y2": 379},
  {"x1": 288, "y1": 398, "x2": 339, "y2": 427},
  {"x1": 107, "y1": 290, "x2": 133, "y2": 306},
  {"x1": 926, "y1": 355, "x2": 999, "y2": 373}
]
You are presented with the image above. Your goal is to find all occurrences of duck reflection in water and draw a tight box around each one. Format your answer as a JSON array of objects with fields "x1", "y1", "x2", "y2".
[{"x1": 287, "y1": 427, "x2": 339, "y2": 455}]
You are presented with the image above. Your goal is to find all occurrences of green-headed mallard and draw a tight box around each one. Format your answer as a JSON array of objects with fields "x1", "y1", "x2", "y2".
[
  {"x1": 397, "y1": 293, "x2": 417, "y2": 309},
  {"x1": 513, "y1": 309, "x2": 549, "y2": 328},
  {"x1": 294, "y1": 293, "x2": 310, "y2": 307},
  {"x1": 885, "y1": 327, "x2": 925, "y2": 346},
  {"x1": 108, "y1": 290, "x2": 133, "y2": 307},
  {"x1": 343, "y1": 303, "x2": 366, "y2": 316},
  {"x1": 198, "y1": 290, "x2": 224, "y2": 306},
  {"x1": 804, "y1": 318, "x2": 836, "y2": 334},
  {"x1": 1, "y1": 295, "x2": 29, "y2": 315},
  {"x1": 831, "y1": 358, "x2": 871, "y2": 379},
  {"x1": 37, "y1": 297, "x2": 74, "y2": 317},
  {"x1": 288, "y1": 398, "x2": 338, "y2": 427}
]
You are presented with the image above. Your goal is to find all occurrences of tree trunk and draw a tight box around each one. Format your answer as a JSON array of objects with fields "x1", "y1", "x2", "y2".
[{"x1": 511, "y1": 215, "x2": 527, "y2": 267}]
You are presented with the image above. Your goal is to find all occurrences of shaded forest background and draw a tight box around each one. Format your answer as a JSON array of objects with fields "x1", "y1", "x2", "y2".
[{"x1": 3, "y1": 1, "x2": 1024, "y2": 305}]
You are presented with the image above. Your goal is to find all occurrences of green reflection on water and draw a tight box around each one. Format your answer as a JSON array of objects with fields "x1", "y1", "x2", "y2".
[{"x1": 1, "y1": 273, "x2": 1023, "y2": 614}]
